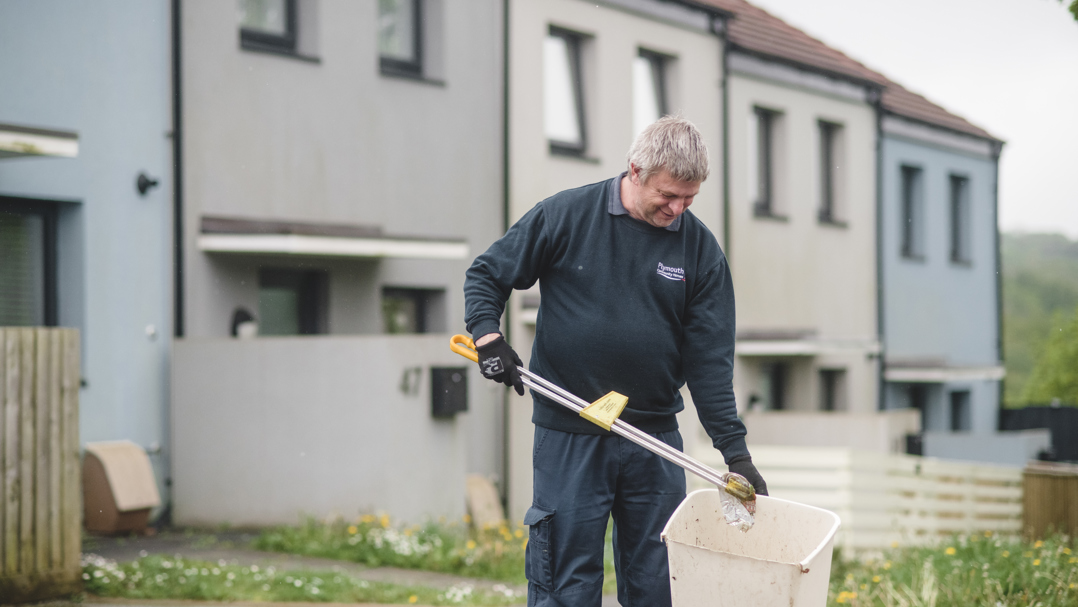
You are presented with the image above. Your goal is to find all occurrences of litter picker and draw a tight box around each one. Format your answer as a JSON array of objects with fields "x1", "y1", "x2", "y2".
[{"x1": 450, "y1": 334, "x2": 757, "y2": 522}]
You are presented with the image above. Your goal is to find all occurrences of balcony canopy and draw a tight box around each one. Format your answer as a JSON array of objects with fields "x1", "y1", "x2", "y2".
[
  {"x1": 0, "y1": 123, "x2": 78, "y2": 159},
  {"x1": 198, "y1": 215, "x2": 469, "y2": 260}
]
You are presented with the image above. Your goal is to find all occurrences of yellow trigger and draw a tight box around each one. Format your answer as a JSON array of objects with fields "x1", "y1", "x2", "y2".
[{"x1": 579, "y1": 391, "x2": 628, "y2": 431}]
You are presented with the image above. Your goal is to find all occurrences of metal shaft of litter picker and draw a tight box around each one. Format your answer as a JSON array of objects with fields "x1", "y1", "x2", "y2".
[
  {"x1": 448, "y1": 334, "x2": 736, "y2": 490},
  {"x1": 517, "y1": 367, "x2": 732, "y2": 489}
]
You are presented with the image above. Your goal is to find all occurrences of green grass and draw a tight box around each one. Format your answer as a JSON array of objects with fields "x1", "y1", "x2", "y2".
[
  {"x1": 81, "y1": 553, "x2": 523, "y2": 605},
  {"x1": 254, "y1": 514, "x2": 531, "y2": 584},
  {"x1": 827, "y1": 532, "x2": 1077, "y2": 606}
]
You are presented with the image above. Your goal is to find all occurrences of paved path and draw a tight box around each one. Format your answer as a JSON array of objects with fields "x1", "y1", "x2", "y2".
[{"x1": 76, "y1": 530, "x2": 620, "y2": 607}]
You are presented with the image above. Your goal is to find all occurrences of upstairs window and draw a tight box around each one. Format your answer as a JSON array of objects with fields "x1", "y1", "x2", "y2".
[
  {"x1": 544, "y1": 27, "x2": 587, "y2": 156},
  {"x1": 949, "y1": 174, "x2": 971, "y2": 264},
  {"x1": 0, "y1": 199, "x2": 57, "y2": 327},
  {"x1": 378, "y1": 0, "x2": 422, "y2": 77},
  {"x1": 900, "y1": 165, "x2": 925, "y2": 260},
  {"x1": 750, "y1": 107, "x2": 783, "y2": 218},
  {"x1": 258, "y1": 268, "x2": 327, "y2": 336},
  {"x1": 759, "y1": 361, "x2": 786, "y2": 411},
  {"x1": 818, "y1": 120, "x2": 845, "y2": 225},
  {"x1": 239, "y1": 0, "x2": 297, "y2": 54},
  {"x1": 632, "y1": 49, "x2": 668, "y2": 138}
]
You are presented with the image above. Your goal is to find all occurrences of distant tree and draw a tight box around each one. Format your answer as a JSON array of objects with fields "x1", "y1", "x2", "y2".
[
  {"x1": 1064, "y1": 0, "x2": 1078, "y2": 21},
  {"x1": 1020, "y1": 305, "x2": 1078, "y2": 406}
]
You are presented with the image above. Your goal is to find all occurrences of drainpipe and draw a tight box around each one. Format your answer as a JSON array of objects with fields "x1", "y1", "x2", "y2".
[
  {"x1": 718, "y1": 21, "x2": 731, "y2": 258},
  {"x1": 873, "y1": 94, "x2": 885, "y2": 412},
  {"x1": 171, "y1": 0, "x2": 184, "y2": 339},
  {"x1": 992, "y1": 142, "x2": 1005, "y2": 429},
  {"x1": 499, "y1": 0, "x2": 511, "y2": 513}
]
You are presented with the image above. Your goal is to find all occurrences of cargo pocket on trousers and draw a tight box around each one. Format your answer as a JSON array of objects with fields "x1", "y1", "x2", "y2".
[{"x1": 523, "y1": 505, "x2": 555, "y2": 590}]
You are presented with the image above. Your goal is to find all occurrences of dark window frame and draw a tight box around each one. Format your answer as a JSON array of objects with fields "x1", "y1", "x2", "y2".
[
  {"x1": 258, "y1": 268, "x2": 328, "y2": 336},
  {"x1": 910, "y1": 383, "x2": 928, "y2": 431},
  {"x1": 761, "y1": 361, "x2": 787, "y2": 411},
  {"x1": 949, "y1": 390, "x2": 971, "y2": 431},
  {"x1": 379, "y1": 0, "x2": 424, "y2": 79},
  {"x1": 547, "y1": 26, "x2": 588, "y2": 157},
  {"x1": 949, "y1": 174, "x2": 972, "y2": 265},
  {"x1": 753, "y1": 106, "x2": 783, "y2": 219},
  {"x1": 900, "y1": 164, "x2": 925, "y2": 261},
  {"x1": 817, "y1": 120, "x2": 845, "y2": 226},
  {"x1": 239, "y1": 0, "x2": 298, "y2": 56},
  {"x1": 0, "y1": 197, "x2": 59, "y2": 327},
  {"x1": 382, "y1": 286, "x2": 446, "y2": 334},
  {"x1": 819, "y1": 368, "x2": 844, "y2": 412}
]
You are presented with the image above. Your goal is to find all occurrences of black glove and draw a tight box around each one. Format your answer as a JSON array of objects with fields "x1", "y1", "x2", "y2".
[
  {"x1": 728, "y1": 455, "x2": 768, "y2": 496},
  {"x1": 476, "y1": 335, "x2": 524, "y2": 396}
]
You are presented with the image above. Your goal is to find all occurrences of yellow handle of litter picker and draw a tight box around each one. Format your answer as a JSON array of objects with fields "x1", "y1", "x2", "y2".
[{"x1": 450, "y1": 334, "x2": 479, "y2": 363}]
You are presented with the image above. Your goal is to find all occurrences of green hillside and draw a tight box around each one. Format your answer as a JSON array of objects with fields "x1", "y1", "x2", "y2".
[{"x1": 1001, "y1": 232, "x2": 1078, "y2": 405}]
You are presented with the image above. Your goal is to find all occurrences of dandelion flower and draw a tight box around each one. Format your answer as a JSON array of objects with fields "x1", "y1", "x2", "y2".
[
  {"x1": 409, "y1": 595, "x2": 418, "y2": 604},
  {"x1": 1001, "y1": 551, "x2": 1010, "y2": 558},
  {"x1": 1034, "y1": 540, "x2": 1044, "y2": 549},
  {"x1": 348, "y1": 525, "x2": 358, "y2": 534},
  {"x1": 515, "y1": 529, "x2": 524, "y2": 538},
  {"x1": 872, "y1": 576, "x2": 881, "y2": 583},
  {"x1": 466, "y1": 540, "x2": 477, "y2": 550},
  {"x1": 945, "y1": 547, "x2": 956, "y2": 555},
  {"x1": 380, "y1": 514, "x2": 390, "y2": 528},
  {"x1": 883, "y1": 562, "x2": 891, "y2": 570},
  {"x1": 463, "y1": 514, "x2": 472, "y2": 524},
  {"x1": 1063, "y1": 548, "x2": 1072, "y2": 555},
  {"x1": 1033, "y1": 559, "x2": 1041, "y2": 566},
  {"x1": 1070, "y1": 557, "x2": 1077, "y2": 564}
]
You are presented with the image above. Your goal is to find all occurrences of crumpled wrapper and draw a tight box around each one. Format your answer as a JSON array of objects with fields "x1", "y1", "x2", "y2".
[{"x1": 718, "y1": 478, "x2": 755, "y2": 532}]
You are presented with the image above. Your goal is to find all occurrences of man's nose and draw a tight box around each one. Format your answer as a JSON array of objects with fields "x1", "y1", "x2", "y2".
[{"x1": 668, "y1": 199, "x2": 685, "y2": 215}]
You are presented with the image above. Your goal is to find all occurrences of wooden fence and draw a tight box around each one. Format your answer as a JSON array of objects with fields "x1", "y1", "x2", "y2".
[
  {"x1": 0, "y1": 328, "x2": 81, "y2": 601},
  {"x1": 690, "y1": 445, "x2": 1023, "y2": 554},
  {"x1": 1023, "y1": 461, "x2": 1078, "y2": 539}
]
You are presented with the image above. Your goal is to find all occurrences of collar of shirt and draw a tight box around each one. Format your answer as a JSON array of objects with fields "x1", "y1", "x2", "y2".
[{"x1": 607, "y1": 172, "x2": 682, "y2": 232}]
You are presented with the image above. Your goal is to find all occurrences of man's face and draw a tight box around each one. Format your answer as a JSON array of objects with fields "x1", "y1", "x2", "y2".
[{"x1": 627, "y1": 165, "x2": 701, "y2": 228}]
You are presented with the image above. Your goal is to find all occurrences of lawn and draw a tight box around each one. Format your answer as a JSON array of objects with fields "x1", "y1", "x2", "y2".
[{"x1": 82, "y1": 516, "x2": 1076, "y2": 606}]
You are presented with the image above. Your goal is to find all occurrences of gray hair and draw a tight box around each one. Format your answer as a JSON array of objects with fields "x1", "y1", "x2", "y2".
[{"x1": 626, "y1": 115, "x2": 710, "y2": 184}]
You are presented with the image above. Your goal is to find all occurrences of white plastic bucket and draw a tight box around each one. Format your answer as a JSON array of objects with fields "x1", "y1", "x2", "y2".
[{"x1": 661, "y1": 489, "x2": 841, "y2": 607}]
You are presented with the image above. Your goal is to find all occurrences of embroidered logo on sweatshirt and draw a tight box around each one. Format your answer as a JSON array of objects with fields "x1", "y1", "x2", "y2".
[{"x1": 656, "y1": 262, "x2": 686, "y2": 281}]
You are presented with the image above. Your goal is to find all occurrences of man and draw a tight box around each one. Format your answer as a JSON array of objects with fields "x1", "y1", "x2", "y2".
[{"x1": 464, "y1": 116, "x2": 766, "y2": 607}]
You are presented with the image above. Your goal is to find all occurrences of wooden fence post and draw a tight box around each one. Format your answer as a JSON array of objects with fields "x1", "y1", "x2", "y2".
[{"x1": 0, "y1": 327, "x2": 82, "y2": 601}]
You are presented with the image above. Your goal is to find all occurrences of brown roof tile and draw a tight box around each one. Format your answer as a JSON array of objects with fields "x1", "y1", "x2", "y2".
[{"x1": 698, "y1": 0, "x2": 1001, "y2": 141}]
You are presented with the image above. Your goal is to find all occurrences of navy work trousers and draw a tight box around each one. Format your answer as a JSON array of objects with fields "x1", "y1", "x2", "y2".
[{"x1": 524, "y1": 426, "x2": 687, "y2": 607}]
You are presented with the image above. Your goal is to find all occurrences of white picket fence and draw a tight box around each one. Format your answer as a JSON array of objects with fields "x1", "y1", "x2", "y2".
[{"x1": 689, "y1": 445, "x2": 1023, "y2": 554}]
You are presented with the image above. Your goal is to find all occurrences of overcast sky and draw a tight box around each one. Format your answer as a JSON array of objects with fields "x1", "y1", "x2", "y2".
[{"x1": 745, "y1": 0, "x2": 1078, "y2": 239}]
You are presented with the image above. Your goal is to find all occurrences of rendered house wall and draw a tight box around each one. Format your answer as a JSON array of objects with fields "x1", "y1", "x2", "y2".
[
  {"x1": 0, "y1": 0, "x2": 174, "y2": 505},
  {"x1": 726, "y1": 69, "x2": 879, "y2": 415}
]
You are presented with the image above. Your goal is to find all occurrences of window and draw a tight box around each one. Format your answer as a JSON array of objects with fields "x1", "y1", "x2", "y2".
[
  {"x1": 379, "y1": 0, "x2": 422, "y2": 77},
  {"x1": 759, "y1": 362, "x2": 787, "y2": 411},
  {"x1": 258, "y1": 268, "x2": 327, "y2": 335},
  {"x1": 382, "y1": 287, "x2": 446, "y2": 334},
  {"x1": 239, "y1": 0, "x2": 297, "y2": 54},
  {"x1": 819, "y1": 368, "x2": 847, "y2": 411},
  {"x1": 900, "y1": 165, "x2": 924, "y2": 259},
  {"x1": 632, "y1": 50, "x2": 668, "y2": 137},
  {"x1": 818, "y1": 121, "x2": 845, "y2": 225},
  {"x1": 544, "y1": 28, "x2": 587, "y2": 156},
  {"x1": 750, "y1": 107, "x2": 782, "y2": 218},
  {"x1": 949, "y1": 175, "x2": 971, "y2": 264},
  {"x1": 949, "y1": 390, "x2": 971, "y2": 431},
  {"x1": 0, "y1": 199, "x2": 57, "y2": 327}
]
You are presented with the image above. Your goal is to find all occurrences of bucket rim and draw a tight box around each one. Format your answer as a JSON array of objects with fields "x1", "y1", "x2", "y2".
[{"x1": 661, "y1": 489, "x2": 842, "y2": 573}]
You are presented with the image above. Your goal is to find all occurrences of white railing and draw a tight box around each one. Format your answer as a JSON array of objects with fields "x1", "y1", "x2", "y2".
[{"x1": 689, "y1": 445, "x2": 1023, "y2": 554}]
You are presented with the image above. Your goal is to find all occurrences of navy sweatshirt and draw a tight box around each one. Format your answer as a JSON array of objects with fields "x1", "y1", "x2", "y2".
[{"x1": 464, "y1": 175, "x2": 748, "y2": 463}]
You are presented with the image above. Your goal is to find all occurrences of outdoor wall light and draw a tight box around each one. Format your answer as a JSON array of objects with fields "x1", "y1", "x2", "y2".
[{"x1": 136, "y1": 172, "x2": 160, "y2": 196}]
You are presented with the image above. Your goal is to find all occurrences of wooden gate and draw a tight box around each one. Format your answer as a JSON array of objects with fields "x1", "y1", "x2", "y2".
[{"x1": 0, "y1": 328, "x2": 81, "y2": 601}]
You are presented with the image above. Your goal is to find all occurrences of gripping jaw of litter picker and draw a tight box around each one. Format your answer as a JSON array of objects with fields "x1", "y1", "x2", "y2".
[{"x1": 450, "y1": 334, "x2": 757, "y2": 527}]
